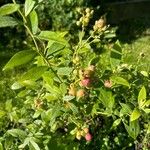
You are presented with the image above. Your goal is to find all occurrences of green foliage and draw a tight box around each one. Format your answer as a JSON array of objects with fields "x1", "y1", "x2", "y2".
[
  {"x1": 0, "y1": 3, "x2": 20, "y2": 16},
  {"x1": 0, "y1": 16, "x2": 18, "y2": 27},
  {"x1": 3, "y1": 50, "x2": 37, "y2": 70},
  {"x1": 0, "y1": 0, "x2": 150, "y2": 149}
]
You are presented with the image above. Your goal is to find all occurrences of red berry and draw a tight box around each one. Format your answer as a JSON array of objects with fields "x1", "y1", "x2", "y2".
[
  {"x1": 80, "y1": 78, "x2": 91, "y2": 87},
  {"x1": 85, "y1": 133, "x2": 92, "y2": 141}
]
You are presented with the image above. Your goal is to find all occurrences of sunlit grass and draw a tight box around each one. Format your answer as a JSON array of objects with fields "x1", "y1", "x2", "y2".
[{"x1": 123, "y1": 36, "x2": 150, "y2": 72}]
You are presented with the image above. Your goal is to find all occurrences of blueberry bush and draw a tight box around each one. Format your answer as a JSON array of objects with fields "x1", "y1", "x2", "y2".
[{"x1": 0, "y1": 0, "x2": 150, "y2": 149}]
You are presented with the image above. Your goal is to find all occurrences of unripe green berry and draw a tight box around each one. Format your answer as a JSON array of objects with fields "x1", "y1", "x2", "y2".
[
  {"x1": 76, "y1": 131, "x2": 82, "y2": 140},
  {"x1": 76, "y1": 21, "x2": 81, "y2": 26},
  {"x1": 83, "y1": 128, "x2": 89, "y2": 134},
  {"x1": 85, "y1": 8, "x2": 90, "y2": 14},
  {"x1": 73, "y1": 56, "x2": 80, "y2": 64}
]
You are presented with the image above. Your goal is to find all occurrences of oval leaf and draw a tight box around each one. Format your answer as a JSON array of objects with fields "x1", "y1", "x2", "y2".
[
  {"x1": 130, "y1": 108, "x2": 141, "y2": 122},
  {"x1": 57, "y1": 67, "x2": 73, "y2": 76},
  {"x1": 3, "y1": 50, "x2": 36, "y2": 70},
  {"x1": 29, "y1": 10, "x2": 38, "y2": 34},
  {"x1": 124, "y1": 120, "x2": 140, "y2": 139},
  {"x1": 0, "y1": 3, "x2": 20, "y2": 16},
  {"x1": 21, "y1": 66, "x2": 48, "y2": 81},
  {"x1": 138, "y1": 86, "x2": 146, "y2": 108},
  {"x1": 111, "y1": 118, "x2": 121, "y2": 129},
  {"x1": 110, "y1": 76, "x2": 130, "y2": 87},
  {"x1": 29, "y1": 139, "x2": 40, "y2": 150},
  {"x1": 7, "y1": 129, "x2": 27, "y2": 140},
  {"x1": 68, "y1": 102, "x2": 78, "y2": 114},
  {"x1": 0, "y1": 16, "x2": 18, "y2": 28},
  {"x1": 25, "y1": 0, "x2": 36, "y2": 16},
  {"x1": 63, "y1": 95, "x2": 75, "y2": 101}
]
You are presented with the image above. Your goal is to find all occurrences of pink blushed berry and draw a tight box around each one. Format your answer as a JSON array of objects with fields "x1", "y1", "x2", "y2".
[
  {"x1": 85, "y1": 133, "x2": 92, "y2": 141},
  {"x1": 80, "y1": 78, "x2": 91, "y2": 87}
]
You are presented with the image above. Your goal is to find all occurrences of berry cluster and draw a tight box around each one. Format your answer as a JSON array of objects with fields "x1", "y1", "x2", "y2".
[
  {"x1": 93, "y1": 17, "x2": 107, "y2": 33},
  {"x1": 76, "y1": 127, "x2": 92, "y2": 141},
  {"x1": 76, "y1": 8, "x2": 94, "y2": 27},
  {"x1": 68, "y1": 65, "x2": 95, "y2": 99}
]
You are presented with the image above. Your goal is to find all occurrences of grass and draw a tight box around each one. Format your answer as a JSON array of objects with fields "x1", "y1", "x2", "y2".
[{"x1": 122, "y1": 36, "x2": 150, "y2": 72}]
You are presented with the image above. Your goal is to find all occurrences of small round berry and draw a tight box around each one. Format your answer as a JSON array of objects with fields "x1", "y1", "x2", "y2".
[
  {"x1": 76, "y1": 21, "x2": 81, "y2": 26},
  {"x1": 104, "y1": 80, "x2": 112, "y2": 88},
  {"x1": 85, "y1": 8, "x2": 90, "y2": 14},
  {"x1": 76, "y1": 131, "x2": 82, "y2": 140},
  {"x1": 83, "y1": 70, "x2": 93, "y2": 78},
  {"x1": 97, "y1": 18, "x2": 106, "y2": 29},
  {"x1": 73, "y1": 56, "x2": 80, "y2": 64},
  {"x1": 76, "y1": 89, "x2": 85, "y2": 98},
  {"x1": 85, "y1": 133, "x2": 92, "y2": 141},
  {"x1": 88, "y1": 65, "x2": 95, "y2": 71},
  {"x1": 83, "y1": 128, "x2": 89, "y2": 134},
  {"x1": 80, "y1": 78, "x2": 91, "y2": 87}
]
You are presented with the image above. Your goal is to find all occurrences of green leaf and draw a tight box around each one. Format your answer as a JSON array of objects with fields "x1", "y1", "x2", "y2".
[
  {"x1": 143, "y1": 109, "x2": 150, "y2": 114},
  {"x1": 79, "y1": 42, "x2": 91, "y2": 54},
  {"x1": 111, "y1": 118, "x2": 121, "y2": 129},
  {"x1": 0, "y1": 110, "x2": 6, "y2": 118},
  {"x1": 20, "y1": 80, "x2": 37, "y2": 88},
  {"x1": 63, "y1": 95, "x2": 75, "y2": 101},
  {"x1": 89, "y1": 56, "x2": 100, "y2": 66},
  {"x1": 11, "y1": 82, "x2": 23, "y2": 90},
  {"x1": 50, "y1": 106, "x2": 62, "y2": 126},
  {"x1": 29, "y1": 138, "x2": 40, "y2": 150},
  {"x1": 3, "y1": 50, "x2": 36, "y2": 70},
  {"x1": 0, "y1": 143, "x2": 3, "y2": 150},
  {"x1": 99, "y1": 88, "x2": 115, "y2": 109},
  {"x1": 44, "y1": 84, "x2": 61, "y2": 97},
  {"x1": 38, "y1": 31, "x2": 68, "y2": 46},
  {"x1": 110, "y1": 41, "x2": 122, "y2": 70},
  {"x1": 29, "y1": 10, "x2": 38, "y2": 34},
  {"x1": 0, "y1": 16, "x2": 18, "y2": 28},
  {"x1": 140, "y1": 71, "x2": 148, "y2": 77},
  {"x1": 138, "y1": 86, "x2": 146, "y2": 108},
  {"x1": 130, "y1": 108, "x2": 141, "y2": 122},
  {"x1": 120, "y1": 103, "x2": 132, "y2": 116},
  {"x1": 124, "y1": 120, "x2": 140, "y2": 139},
  {"x1": 147, "y1": 124, "x2": 150, "y2": 134},
  {"x1": 0, "y1": 3, "x2": 20, "y2": 16},
  {"x1": 21, "y1": 66, "x2": 48, "y2": 81},
  {"x1": 57, "y1": 67, "x2": 73, "y2": 76},
  {"x1": 18, "y1": 138, "x2": 29, "y2": 149},
  {"x1": 110, "y1": 76, "x2": 130, "y2": 87},
  {"x1": 68, "y1": 102, "x2": 78, "y2": 114},
  {"x1": 5, "y1": 100, "x2": 12, "y2": 112},
  {"x1": 143, "y1": 100, "x2": 150, "y2": 107},
  {"x1": 25, "y1": 0, "x2": 36, "y2": 16},
  {"x1": 42, "y1": 71, "x2": 54, "y2": 85},
  {"x1": 7, "y1": 129, "x2": 27, "y2": 140},
  {"x1": 46, "y1": 42, "x2": 65, "y2": 57},
  {"x1": 44, "y1": 93, "x2": 58, "y2": 101},
  {"x1": 104, "y1": 32, "x2": 116, "y2": 39}
]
